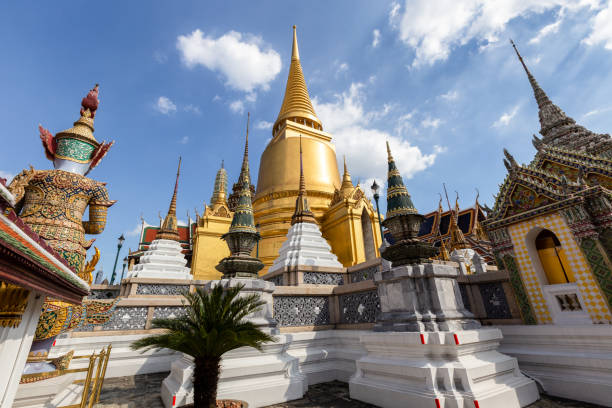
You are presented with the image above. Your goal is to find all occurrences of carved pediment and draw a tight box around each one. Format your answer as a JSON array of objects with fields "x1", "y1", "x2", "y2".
[{"x1": 504, "y1": 184, "x2": 555, "y2": 218}]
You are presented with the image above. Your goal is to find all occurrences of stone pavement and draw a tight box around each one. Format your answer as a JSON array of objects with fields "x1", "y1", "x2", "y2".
[{"x1": 95, "y1": 373, "x2": 604, "y2": 408}]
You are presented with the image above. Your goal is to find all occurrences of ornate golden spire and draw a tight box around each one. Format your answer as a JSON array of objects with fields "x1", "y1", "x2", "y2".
[
  {"x1": 274, "y1": 26, "x2": 322, "y2": 134},
  {"x1": 340, "y1": 155, "x2": 354, "y2": 192},
  {"x1": 292, "y1": 136, "x2": 317, "y2": 225},
  {"x1": 156, "y1": 157, "x2": 182, "y2": 241},
  {"x1": 448, "y1": 192, "x2": 468, "y2": 250},
  {"x1": 210, "y1": 160, "x2": 228, "y2": 206}
]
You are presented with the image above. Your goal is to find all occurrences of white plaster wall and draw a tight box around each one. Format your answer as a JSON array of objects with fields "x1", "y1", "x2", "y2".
[{"x1": 498, "y1": 324, "x2": 612, "y2": 407}]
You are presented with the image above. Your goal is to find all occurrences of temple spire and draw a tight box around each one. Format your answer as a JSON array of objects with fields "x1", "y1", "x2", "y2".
[
  {"x1": 157, "y1": 157, "x2": 182, "y2": 241},
  {"x1": 228, "y1": 122, "x2": 257, "y2": 234},
  {"x1": 385, "y1": 141, "x2": 418, "y2": 219},
  {"x1": 341, "y1": 155, "x2": 354, "y2": 192},
  {"x1": 210, "y1": 160, "x2": 228, "y2": 206},
  {"x1": 274, "y1": 26, "x2": 322, "y2": 134},
  {"x1": 510, "y1": 39, "x2": 574, "y2": 137},
  {"x1": 292, "y1": 135, "x2": 317, "y2": 225}
]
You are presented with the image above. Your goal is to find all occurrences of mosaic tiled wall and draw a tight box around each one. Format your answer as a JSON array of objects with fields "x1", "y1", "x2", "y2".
[
  {"x1": 508, "y1": 212, "x2": 612, "y2": 323},
  {"x1": 349, "y1": 265, "x2": 378, "y2": 283},
  {"x1": 579, "y1": 236, "x2": 612, "y2": 315},
  {"x1": 339, "y1": 290, "x2": 379, "y2": 324},
  {"x1": 152, "y1": 306, "x2": 187, "y2": 320},
  {"x1": 136, "y1": 284, "x2": 189, "y2": 296},
  {"x1": 273, "y1": 296, "x2": 330, "y2": 326},
  {"x1": 478, "y1": 282, "x2": 512, "y2": 319},
  {"x1": 95, "y1": 306, "x2": 148, "y2": 331},
  {"x1": 303, "y1": 272, "x2": 344, "y2": 285},
  {"x1": 502, "y1": 254, "x2": 537, "y2": 324}
]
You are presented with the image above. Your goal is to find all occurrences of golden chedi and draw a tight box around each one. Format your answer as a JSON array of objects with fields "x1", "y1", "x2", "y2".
[{"x1": 253, "y1": 26, "x2": 382, "y2": 272}]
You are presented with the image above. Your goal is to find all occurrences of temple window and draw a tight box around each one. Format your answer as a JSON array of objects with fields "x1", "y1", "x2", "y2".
[{"x1": 535, "y1": 229, "x2": 575, "y2": 284}]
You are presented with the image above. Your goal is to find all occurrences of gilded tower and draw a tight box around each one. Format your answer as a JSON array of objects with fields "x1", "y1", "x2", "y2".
[{"x1": 253, "y1": 27, "x2": 382, "y2": 272}]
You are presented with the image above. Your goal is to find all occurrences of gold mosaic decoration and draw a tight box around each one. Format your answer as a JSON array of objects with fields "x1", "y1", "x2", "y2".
[
  {"x1": 508, "y1": 212, "x2": 612, "y2": 324},
  {"x1": 0, "y1": 281, "x2": 30, "y2": 328}
]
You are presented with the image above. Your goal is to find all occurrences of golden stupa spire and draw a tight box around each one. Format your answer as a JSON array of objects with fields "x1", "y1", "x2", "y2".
[
  {"x1": 292, "y1": 135, "x2": 317, "y2": 225},
  {"x1": 341, "y1": 155, "x2": 354, "y2": 192},
  {"x1": 156, "y1": 157, "x2": 182, "y2": 241},
  {"x1": 210, "y1": 160, "x2": 228, "y2": 206},
  {"x1": 274, "y1": 26, "x2": 322, "y2": 134},
  {"x1": 448, "y1": 190, "x2": 468, "y2": 250}
]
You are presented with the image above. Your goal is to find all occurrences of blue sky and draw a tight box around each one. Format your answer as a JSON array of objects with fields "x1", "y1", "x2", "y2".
[{"x1": 2, "y1": 1, "x2": 612, "y2": 281}]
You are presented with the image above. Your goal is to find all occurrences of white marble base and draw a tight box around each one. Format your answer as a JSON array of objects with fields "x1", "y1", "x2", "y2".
[
  {"x1": 499, "y1": 324, "x2": 612, "y2": 407},
  {"x1": 128, "y1": 239, "x2": 192, "y2": 280},
  {"x1": 161, "y1": 343, "x2": 306, "y2": 408},
  {"x1": 349, "y1": 329, "x2": 539, "y2": 408}
]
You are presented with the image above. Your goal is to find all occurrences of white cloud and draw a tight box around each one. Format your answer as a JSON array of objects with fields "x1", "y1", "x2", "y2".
[
  {"x1": 372, "y1": 29, "x2": 381, "y2": 47},
  {"x1": 256, "y1": 120, "x2": 273, "y2": 130},
  {"x1": 529, "y1": 19, "x2": 562, "y2": 44},
  {"x1": 179, "y1": 136, "x2": 189, "y2": 144},
  {"x1": 493, "y1": 105, "x2": 520, "y2": 127},
  {"x1": 439, "y1": 90, "x2": 459, "y2": 101},
  {"x1": 184, "y1": 104, "x2": 201, "y2": 115},
  {"x1": 421, "y1": 116, "x2": 442, "y2": 129},
  {"x1": 177, "y1": 29, "x2": 282, "y2": 93},
  {"x1": 125, "y1": 223, "x2": 142, "y2": 237},
  {"x1": 213, "y1": 95, "x2": 222, "y2": 102},
  {"x1": 334, "y1": 61, "x2": 349, "y2": 77},
  {"x1": 583, "y1": 2, "x2": 612, "y2": 49},
  {"x1": 583, "y1": 106, "x2": 612, "y2": 118},
  {"x1": 313, "y1": 83, "x2": 439, "y2": 184},
  {"x1": 389, "y1": 0, "x2": 595, "y2": 67},
  {"x1": 155, "y1": 96, "x2": 177, "y2": 115},
  {"x1": 229, "y1": 100, "x2": 245, "y2": 114},
  {"x1": 0, "y1": 170, "x2": 14, "y2": 183}
]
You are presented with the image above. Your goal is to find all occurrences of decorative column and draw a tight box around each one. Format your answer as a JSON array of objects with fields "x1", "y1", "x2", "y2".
[{"x1": 212, "y1": 118, "x2": 277, "y2": 333}]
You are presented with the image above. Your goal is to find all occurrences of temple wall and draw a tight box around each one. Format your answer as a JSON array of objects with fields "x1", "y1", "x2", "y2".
[{"x1": 507, "y1": 212, "x2": 612, "y2": 324}]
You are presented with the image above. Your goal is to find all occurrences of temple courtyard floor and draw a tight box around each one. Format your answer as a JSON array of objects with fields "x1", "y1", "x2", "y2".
[{"x1": 94, "y1": 372, "x2": 604, "y2": 408}]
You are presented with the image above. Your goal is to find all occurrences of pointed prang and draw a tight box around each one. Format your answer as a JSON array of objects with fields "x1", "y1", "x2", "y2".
[
  {"x1": 341, "y1": 155, "x2": 354, "y2": 192},
  {"x1": 210, "y1": 160, "x2": 229, "y2": 206},
  {"x1": 385, "y1": 141, "x2": 418, "y2": 219},
  {"x1": 228, "y1": 122, "x2": 257, "y2": 234},
  {"x1": 156, "y1": 157, "x2": 182, "y2": 241},
  {"x1": 510, "y1": 39, "x2": 574, "y2": 136},
  {"x1": 292, "y1": 135, "x2": 317, "y2": 225},
  {"x1": 274, "y1": 26, "x2": 322, "y2": 134}
]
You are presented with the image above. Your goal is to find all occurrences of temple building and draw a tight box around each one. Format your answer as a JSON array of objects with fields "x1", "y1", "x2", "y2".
[
  {"x1": 418, "y1": 194, "x2": 494, "y2": 265},
  {"x1": 483, "y1": 41, "x2": 612, "y2": 326},
  {"x1": 252, "y1": 26, "x2": 382, "y2": 272}
]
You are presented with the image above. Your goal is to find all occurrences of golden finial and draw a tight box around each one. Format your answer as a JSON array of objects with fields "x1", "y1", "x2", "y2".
[
  {"x1": 292, "y1": 25, "x2": 300, "y2": 60},
  {"x1": 386, "y1": 140, "x2": 393, "y2": 161},
  {"x1": 156, "y1": 157, "x2": 182, "y2": 241}
]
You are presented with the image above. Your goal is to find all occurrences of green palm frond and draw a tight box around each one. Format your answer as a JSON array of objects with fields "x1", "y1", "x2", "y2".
[{"x1": 131, "y1": 283, "x2": 275, "y2": 359}]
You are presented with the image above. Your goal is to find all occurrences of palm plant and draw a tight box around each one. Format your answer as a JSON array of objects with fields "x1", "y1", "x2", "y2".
[{"x1": 131, "y1": 284, "x2": 275, "y2": 407}]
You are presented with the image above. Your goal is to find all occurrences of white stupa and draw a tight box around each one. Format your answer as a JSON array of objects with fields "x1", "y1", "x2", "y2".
[
  {"x1": 128, "y1": 158, "x2": 192, "y2": 280},
  {"x1": 268, "y1": 140, "x2": 342, "y2": 274}
]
